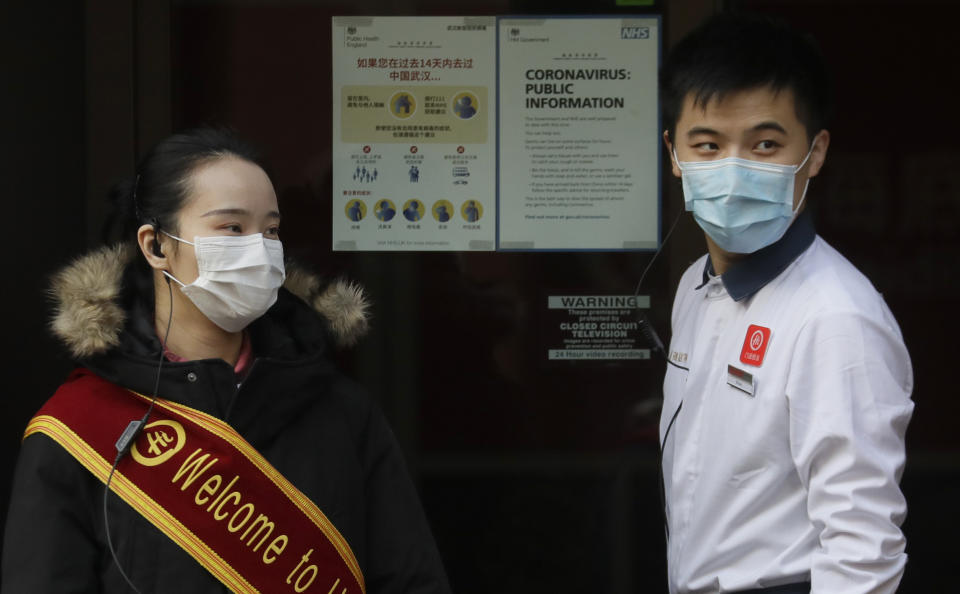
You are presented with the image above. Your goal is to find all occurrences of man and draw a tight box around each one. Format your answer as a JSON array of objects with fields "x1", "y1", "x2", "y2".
[
  {"x1": 348, "y1": 199, "x2": 364, "y2": 222},
  {"x1": 659, "y1": 13, "x2": 913, "y2": 594},
  {"x1": 376, "y1": 199, "x2": 396, "y2": 222},
  {"x1": 465, "y1": 200, "x2": 480, "y2": 222},
  {"x1": 436, "y1": 203, "x2": 451, "y2": 223},
  {"x1": 404, "y1": 199, "x2": 422, "y2": 221},
  {"x1": 454, "y1": 95, "x2": 477, "y2": 119}
]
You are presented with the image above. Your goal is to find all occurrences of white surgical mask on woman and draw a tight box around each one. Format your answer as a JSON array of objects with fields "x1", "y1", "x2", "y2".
[
  {"x1": 161, "y1": 232, "x2": 285, "y2": 332},
  {"x1": 673, "y1": 144, "x2": 814, "y2": 254}
]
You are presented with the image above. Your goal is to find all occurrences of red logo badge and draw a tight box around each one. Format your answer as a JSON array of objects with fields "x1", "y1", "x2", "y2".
[{"x1": 740, "y1": 325, "x2": 771, "y2": 367}]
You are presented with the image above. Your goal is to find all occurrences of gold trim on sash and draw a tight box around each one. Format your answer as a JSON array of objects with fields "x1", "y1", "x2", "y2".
[
  {"x1": 129, "y1": 392, "x2": 365, "y2": 590},
  {"x1": 25, "y1": 379, "x2": 366, "y2": 594},
  {"x1": 26, "y1": 415, "x2": 256, "y2": 593}
]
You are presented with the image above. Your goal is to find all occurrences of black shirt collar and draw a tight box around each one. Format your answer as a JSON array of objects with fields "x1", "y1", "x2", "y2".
[{"x1": 696, "y1": 209, "x2": 816, "y2": 302}]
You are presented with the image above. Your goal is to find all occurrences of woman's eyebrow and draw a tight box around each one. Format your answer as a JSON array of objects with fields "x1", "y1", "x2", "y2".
[
  {"x1": 201, "y1": 208, "x2": 250, "y2": 218},
  {"x1": 200, "y1": 208, "x2": 281, "y2": 220}
]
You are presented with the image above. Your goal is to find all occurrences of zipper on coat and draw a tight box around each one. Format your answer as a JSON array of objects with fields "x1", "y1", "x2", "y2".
[{"x1": 224, "y1": 359, "x2": 259, "y2": 422}]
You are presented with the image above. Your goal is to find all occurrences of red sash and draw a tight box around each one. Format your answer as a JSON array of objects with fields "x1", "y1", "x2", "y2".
[{"x1": 25, "y1": 369, "x2": 365, "y2": 594}]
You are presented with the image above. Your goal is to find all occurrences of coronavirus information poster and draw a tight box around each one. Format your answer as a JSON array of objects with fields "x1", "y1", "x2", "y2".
[
  {"x1": 332, "y1": 16, "x2": 497, "y2": 251},
  {"x1": 332, "y1": 16, "x2": 660, "y2": 251},
  {"x1": 498, "y1": 17, "x2": 660, "y2": 250}
]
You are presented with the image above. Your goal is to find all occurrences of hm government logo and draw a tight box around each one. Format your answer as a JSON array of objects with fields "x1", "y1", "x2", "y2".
[
  {"x1": 621, "y1": 26, "x2": 650, "y2": 40},
  {"x1": 131, "y1": 420, "x2": 186, "y2": 467}
]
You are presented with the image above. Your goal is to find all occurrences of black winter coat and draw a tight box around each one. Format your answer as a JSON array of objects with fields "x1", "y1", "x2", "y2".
[{"x1": 2, "y1": 245, "x2": 451, "y2": 594}]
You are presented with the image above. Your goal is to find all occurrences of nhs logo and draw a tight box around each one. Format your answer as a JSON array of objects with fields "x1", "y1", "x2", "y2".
[{"x1": 621, "y1": 26, "x2": 650, "y2": 40}]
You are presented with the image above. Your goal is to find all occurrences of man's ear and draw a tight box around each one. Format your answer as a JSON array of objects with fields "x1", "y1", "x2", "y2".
[
  {"x1": 806, "y1": 129, "x2": 831, "y2": 179},
  {"x1": 664, "y1": 130, "x2": 681, "y2": 178},
  {"x1": 137, "y1": 224, "x2": 167, "y2": 271}
]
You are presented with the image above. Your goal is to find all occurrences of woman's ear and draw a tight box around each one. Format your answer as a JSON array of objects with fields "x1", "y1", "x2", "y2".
[{"x1": 137, "y1": 224, "x2": 167, "y2": 271}]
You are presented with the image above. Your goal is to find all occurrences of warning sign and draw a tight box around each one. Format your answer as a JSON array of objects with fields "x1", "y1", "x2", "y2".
[{"x1": 546, "y1": 295, "x2": 650, "y2": 362}]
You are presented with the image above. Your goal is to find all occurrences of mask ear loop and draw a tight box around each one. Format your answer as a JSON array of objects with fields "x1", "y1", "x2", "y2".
[
  {"x1": 795, "y1": 138, "x2": 817, "y2": 171},
  {"x1": 671, "y1": 146, "x2": 684, "y2": 173},
  {"x1": 158, "y1": 230, "x2": 194, "y2": 288},
  {"x1": 160, "y1": 229, "x2": 195, "y2": 246},
  {"x1": 162, "y1": 270, "x2": 187, "y2": 288},
  {"x1": 791, "y1": 139, "x2": 819, "y2": 216}
]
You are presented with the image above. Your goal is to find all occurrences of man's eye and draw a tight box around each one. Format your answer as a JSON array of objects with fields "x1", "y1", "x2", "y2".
[
  {"x1": 694, "y1": 142, "x2": 719, "y2": 152},
  {"x1": 756, "y1": 140, "x2": 780, "y2": 152}
]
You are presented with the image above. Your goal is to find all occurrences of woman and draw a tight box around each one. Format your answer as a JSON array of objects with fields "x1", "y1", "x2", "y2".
[{"x1": 2, "y1": 128, "x2": 451, "y2": 593}]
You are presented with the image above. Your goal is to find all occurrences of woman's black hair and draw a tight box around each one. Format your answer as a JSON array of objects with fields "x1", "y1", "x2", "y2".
[
  {"x1": 106, "y1": 127, "x2": 268, "y2": 309},
  {"x1": 108, "y1": 127, "x2": 267, "y2": 241}
]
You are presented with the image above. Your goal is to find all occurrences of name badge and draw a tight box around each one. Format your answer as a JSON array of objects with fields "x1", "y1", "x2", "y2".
[{"x1": 727, "y1": 364, "x2": 756, "y2": 396}]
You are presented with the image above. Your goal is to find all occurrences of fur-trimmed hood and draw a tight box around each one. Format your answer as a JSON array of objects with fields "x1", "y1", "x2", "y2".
[{"x1": 49, "y1": 244, "x2": 370, "y2": 360}]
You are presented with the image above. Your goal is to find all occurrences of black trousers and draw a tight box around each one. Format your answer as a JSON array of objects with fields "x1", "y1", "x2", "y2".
[{"x1": 734, "y1": 582, "x2": 810, "y2": 594}]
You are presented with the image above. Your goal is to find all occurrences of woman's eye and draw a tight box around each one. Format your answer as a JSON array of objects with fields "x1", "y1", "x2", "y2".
[
  {"x1": 226, "y1": 224, "x2": 242, "y2": 233},
  {"x1": 265, "y1": 226, "x2": 280, "y2": 237}
]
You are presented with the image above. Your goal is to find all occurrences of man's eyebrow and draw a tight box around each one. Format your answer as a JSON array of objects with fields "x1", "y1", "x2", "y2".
[
  {"x1": 200, "y1": 208, "x2": 281, "y2": 220},
  {"x1": 751, "y1": 121, "x2": 788, "y2": 134},
  {"x1": 686, "y1": 126, "x2": 720, "y2": 137}
]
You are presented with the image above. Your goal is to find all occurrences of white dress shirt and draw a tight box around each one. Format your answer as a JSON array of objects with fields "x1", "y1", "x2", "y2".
[{"x1": 661, "y1": 212, "x2": 914, "y2": 593}]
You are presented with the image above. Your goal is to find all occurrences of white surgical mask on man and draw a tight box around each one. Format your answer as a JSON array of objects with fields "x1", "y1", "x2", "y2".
[
  {"x1": 161, "y1": 231, "x2": 285, "y2": 332},
  {"x1": 673, "y1": 144, "x2": 814, "y2": 254}
]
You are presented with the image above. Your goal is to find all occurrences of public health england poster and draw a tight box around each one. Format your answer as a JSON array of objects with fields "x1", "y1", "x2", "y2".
[
  {"x1": 332, "y1": 16, "x2": 660, "y2": 251},
  {"x1": 332, "y1": 16, "x2": 497, "y2": 251}
]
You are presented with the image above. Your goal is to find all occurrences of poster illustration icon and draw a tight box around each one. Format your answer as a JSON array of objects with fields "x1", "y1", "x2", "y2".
[
  {"x1": 374, "y1": 200, "x2": 396, "y2": 222},
  {"x1": 345, "y1": 200, "x2": 367, "y2": 222},
  {"x1": 461, "y1": 200, "x2": 483, "y2": 222},
  {"x1": 403, "y1": 200, "x2": 425, "y2": 221},
  {"x1": 389, "y1": 91, "x2": 416, "y2": 119},
  {"x1": 352, "y1": 166, "x2": 377, "y2": 183},
  {"x1": 452, "y1": 91, "x2": 479, "y2": 119},
  {"x1": 432, "y1": 200, "x2": 453, "y2": 222}
]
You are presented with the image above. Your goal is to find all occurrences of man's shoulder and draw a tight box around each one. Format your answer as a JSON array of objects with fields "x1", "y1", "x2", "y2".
[
  {"x1": 793, "y1": 236, "x2": 881, "y2": 304},
  {"x1": 781, "y1": 236, "x2": 901, "y2": 332}
]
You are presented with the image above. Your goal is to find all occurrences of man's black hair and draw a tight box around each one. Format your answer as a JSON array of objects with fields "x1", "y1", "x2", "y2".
[{"x1": 661, "y1": 12, "x2": 833, "y2": 143}]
